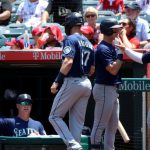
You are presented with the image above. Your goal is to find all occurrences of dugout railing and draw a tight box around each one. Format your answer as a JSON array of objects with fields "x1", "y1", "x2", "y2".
[{"x1": 0, "y1": 135, "x2": 90, "y2": 150}]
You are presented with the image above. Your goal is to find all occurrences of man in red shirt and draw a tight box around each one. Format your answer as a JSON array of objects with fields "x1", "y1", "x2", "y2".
[{"x1": 96, "y1": 0, "x2": 125, "y2": 14}]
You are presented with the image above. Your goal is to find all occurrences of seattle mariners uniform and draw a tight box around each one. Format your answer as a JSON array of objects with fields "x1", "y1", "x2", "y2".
[
  {"x1": 0, "y1": 117, "x2": 46, "y2": 137},
  {"x1": 91, "y1": 18, "x2": 123, "y2": 150},
  {"x1": 49, "y1": 12, "x2": 95, "y2": 150},
  {"x1": 0, "y1": 94, "x2": 46, "y2": 137}
]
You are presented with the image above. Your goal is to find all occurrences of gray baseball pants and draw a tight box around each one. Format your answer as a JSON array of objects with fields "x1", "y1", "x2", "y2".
[
  {"x1": 49, "y1": 77, "x2": 92, "y2": 149},
  {"x1": 91, "y1": 84, "x2": 119, "y2": 150}
]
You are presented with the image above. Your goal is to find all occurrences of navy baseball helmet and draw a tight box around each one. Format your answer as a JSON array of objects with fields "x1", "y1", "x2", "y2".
[
  {"x1": 65, "y1": 12, "x2": 84, "y2": 35},
  {"x1": 100, "y1": 18, "x2": 122, "y2": 36},
  {"x1": 16, "y1": 94, "x2": 32, "y2": 105}
]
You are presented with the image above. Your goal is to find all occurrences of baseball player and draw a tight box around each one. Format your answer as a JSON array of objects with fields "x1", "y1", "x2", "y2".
[
  {"x1": 0, "y1": 94, "x2": 46, "y2": 137},
  {"x1": 115, "y1": 44, "x2": 150, "y2": 64},
  {"x1": 49, "y1": 12, "x2": 95, "y2": 150},
  {"x1": 91, "y1": 18, "x2": 123, "y2": 150}
]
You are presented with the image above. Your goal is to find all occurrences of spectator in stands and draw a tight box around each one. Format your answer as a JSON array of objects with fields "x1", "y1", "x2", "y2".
[
  {"x1": 119, "y1": 18, "x2": 140, "y2": 49},
  {"x1": 136, "y1": 0, "x2": 150, "y2": 15},
  {"x1": 5, "y1": 38, "x2": 24, "y2": 50},
  {"x1": 41, "y1": 0, "x2": 82, "y2": 25},
  {"x1": 84, "y1": 7, "x2": 102, "y2": 45},
  {"x1": 80, "y1": 25, "x2": 98, "y2": 48},
  {"x1": 37, "y1": 25, "x2": 64, "y2": 49},
  {"x1": 31, "y1": 26, "x2": 44, "y2": 48},
  {"x1": 125, "y1": 1, "x2": 150, "y2": 47},
  {"x1": 16, "y1": 0, "x2": 48, "y2": 27},
  {"x1": 0, "y1": 93, "x2": 46, "y2": 137},
  {"x1": 0, "y1": 0, "x2": 12, "y2": 25},
  {"x1": 96, "y1": 0, "x2": 125, "y2": 15}
]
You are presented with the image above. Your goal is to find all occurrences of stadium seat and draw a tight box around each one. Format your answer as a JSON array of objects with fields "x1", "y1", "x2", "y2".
[
  {"x1": 98, "y1": 10, "x2": 116, "y2": 17},
  {"x1": 7, "y1": 23, "x2": 26, "y2": 28},
  {"x1": 97, "y1": 16, "x2": 114, "y2": 23},
  {"x1": 0, "y1": 24, "x2": 26, "y2": 39},
  {"x1": 9, "y1": 14, "x2": 18, "y2": 24},
  {"x1": 97, "y1": 11, "x2": 117, "y2": 23},
  {"x1": 82, "y1": 0, "x2": 98, "y2": 11},
  {"x1": 0, "y1": 34, "x2": 8, "y2": 48}
]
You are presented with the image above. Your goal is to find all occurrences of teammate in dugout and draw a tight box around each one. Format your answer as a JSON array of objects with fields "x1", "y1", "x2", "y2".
[
  {"x1": 91, "y1": 18, "x2": 123, "y2": 150},
  {"x1": 0, "y1": 93, "x2": 46, "y2": 137},
  {"x1": 49, "y1": 12, "x2": 95, "y2": 150}
]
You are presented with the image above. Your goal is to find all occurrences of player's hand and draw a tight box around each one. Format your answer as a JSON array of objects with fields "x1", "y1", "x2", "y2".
[
  {"x1": 114, "y1": 37, "x2": 125, "y2": 52},
  {"x1": 51, "y1": 82, "x2": 59, "y2": 94}
]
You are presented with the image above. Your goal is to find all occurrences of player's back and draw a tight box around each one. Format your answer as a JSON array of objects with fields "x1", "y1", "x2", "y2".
[{"x1": 62, "y1": 33, "x2": 94, "y2": 77}]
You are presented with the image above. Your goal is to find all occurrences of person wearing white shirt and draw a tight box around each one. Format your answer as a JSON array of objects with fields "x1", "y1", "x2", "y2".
[{"x1": 16, "y1": 0, "x2": 48, "y2": 27}]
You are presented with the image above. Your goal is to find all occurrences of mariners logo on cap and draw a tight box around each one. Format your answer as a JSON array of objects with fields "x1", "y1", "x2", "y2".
[
  {"x1": 63, "y1": 46, "x2": 71, "y2": 54},
  {"x1": 24, "y1": 94, "x2": 28, "y2": 99}
]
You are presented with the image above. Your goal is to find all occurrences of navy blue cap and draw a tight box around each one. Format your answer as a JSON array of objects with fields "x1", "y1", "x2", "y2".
[{"x1": 16, "y1": 94, "x2": 32, "y2": 105}]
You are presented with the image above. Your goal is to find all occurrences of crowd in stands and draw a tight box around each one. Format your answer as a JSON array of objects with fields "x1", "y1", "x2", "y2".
[
  {"x1": 0, "y1": 0, "x2": 150, "y2": 49},
  {"x1": 0, "y1": 0, "x2": 149, "y2": 50},
  {"x1": 0, "y1": 0, "x2": 150, "y2": 150}
]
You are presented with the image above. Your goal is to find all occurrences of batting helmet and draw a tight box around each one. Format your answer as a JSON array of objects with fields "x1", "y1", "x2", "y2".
[
  {"x1": 100, "y1": 18, "x2": 122, "y2": 36},
  {"x1": 65, "y1": 12, "x2": 84, "y2": 35}
]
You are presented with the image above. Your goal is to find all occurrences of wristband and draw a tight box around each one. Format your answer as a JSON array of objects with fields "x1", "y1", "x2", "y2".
[
  {"x1": 117, "y1": 54, "x2": 123, "y2": 61},
  {"x1": 54, "y1": 72, "x2": 65, "y2": 84}
]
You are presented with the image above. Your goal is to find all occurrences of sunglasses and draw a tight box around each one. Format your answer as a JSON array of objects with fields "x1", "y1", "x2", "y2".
[{"x1": 86, "y1": 14, "x2": 96, "y2": 18}]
